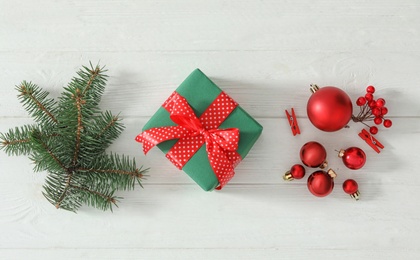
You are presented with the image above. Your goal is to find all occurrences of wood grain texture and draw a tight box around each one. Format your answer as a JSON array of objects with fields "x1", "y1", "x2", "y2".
[{"x1": 1, "y1": 0, "x2": 420, "y2": 259}]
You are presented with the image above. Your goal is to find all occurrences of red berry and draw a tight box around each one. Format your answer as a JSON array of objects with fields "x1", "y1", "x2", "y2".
[
  {"x1": 368, "y1": 100, "x2": 376, "y2": 108},
  {"x1": 356, "y1": 97, "x2": 366, "y2": 106},
  {"x1": 370, "y1": 126, "x2": 378, "y2": 135},
  {"x1": 374, "y1": 117, "x2": 383, "y2": 125},
  {"x1": 381, "y1": 107, "x2": 388, "y2": 115},
  {"x1": 365, "y1": 93, "x2": 373, "y2": 101},
  {"x1": 366, "y1": 85, "x2": 375, "y2": 93},
  {"x1": 372, "y1": 107, "x2": 381, "y2": 116},
  {"x1": 383, "y1": 119, "x2": 392, "y2": 128},
  {"x1": 376, "y1": 98, "x2": 386, "y2": 107}
]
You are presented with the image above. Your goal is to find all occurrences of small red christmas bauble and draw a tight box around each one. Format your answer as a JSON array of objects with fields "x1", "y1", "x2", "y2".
[
  {"x1": 283, "y1": 164, "x2": 306, "y2": 181},
  {"x1": 342, "y1": 179, "x2": 358, "y2": 194},
  {"x1": 290, "y1": 164, "x2": 305, "y2": 179},
  {"x1": 342, "y1": 179, "x2": 360, "y2": 200},
  {"x1": 307, "y1": 86, "x2": 353, "y2": 132},
  {"x1": 307, "y1": 170, "x2": 335, "y2": 197},
  {"x1": 300, "y1": 141, "x2": 327, "y2": 168},
  {"x1": 338, "y1": 147, "x2": 366, "y2": 170}
]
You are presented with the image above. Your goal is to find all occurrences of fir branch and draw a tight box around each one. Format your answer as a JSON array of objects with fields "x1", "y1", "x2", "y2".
[
  {"x1": 82, "y1": 64, "x2": 101, "y2": 96},
  {"x1": 89, "y1": 111, "x2": 125, "y2": 154},
  {"x1": 55, "y1": 173, "x2": 73, "y2": 209},
  {"x1": 57, "y1": 64, "x2": 108, "y2": 163},
  {"x1": 0, "y1": 125, "x2": 34, "y2": 155},
  {"x1": 30, "y1": 130, "x2": 69, "y2": 173},
  {"x1": 43, "y1": 171, "x2": 78, "y2": 212},
  {"x1": 98, "y1": 114, "x2": 119, "y2": 138},
  {"x1": 70, "y1": 184, "x2": 117, "y2": 205},
  {"x1": 17, "y1": 81, "x2": 58, "y2": 125},
  {"x1": 38, "y1": 140, "x2": 67, "y2": 172},
  {"x1": 1, "y1": 63, "x2": 145, "y2": 212},
  {"x1": 78, "y1": 153, "x2": 146, "y2": 191},
  {"x1": 69, "y1": 184, "x2": 118, "y2": 211},
  {"x1": 74, "y1": 63, "x2": 107, "y2": 108}
]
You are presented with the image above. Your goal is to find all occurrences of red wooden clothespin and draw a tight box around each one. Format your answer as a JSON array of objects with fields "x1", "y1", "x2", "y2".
[
  {"x1": 358, "y1": 129, "x2": 384, "y2": 153},
  {"x1": 285, "y1": 108, "x2": 300, "y2": 136}
]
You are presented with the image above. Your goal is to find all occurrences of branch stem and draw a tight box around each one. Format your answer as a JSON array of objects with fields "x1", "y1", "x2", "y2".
[
  {"x1": 37, "y1": 136, "x2": 69, "y2": 173},
  {"x1": 72, "y1": 89, "x2": 83, "y2": 166},
  {"x1": 98, "y1": 116, "x2": 118, "y2": 138},
  {"x1": 78, "y1": 167, "x2": 143, "y2": 178},
  {"x1": 70, "y1": 184, "x2": 117, "y2": 204},
  {"x1": 2, "y1": 138, "x2": 30, "y2": 146},
  {"x1": 19, "y1": 85, "x2": 58, "y2": 123},
  {"x1": 55, "y1": 173, "x2": 73, "y2": 209},
  {"x1": 82, "y1": 66, "x2": 100, "y2": 95}
]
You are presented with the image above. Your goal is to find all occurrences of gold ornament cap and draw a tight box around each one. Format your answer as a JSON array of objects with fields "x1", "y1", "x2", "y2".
[
  {"x1": 350, "y1": 190, "x2": 361, "y2": 201},
  {"x1": 319, "y1": 160, "x2": 328, "y2": 169},
  {"x1": 283, "y1": 171, "x2": 294, "y2": 181},
  {"x1": 327, "y1": 168, "x2": 337, "y2": 178},
  {"x1": 310, "y1": 84, "x2": 320, "y2": 94},
  {"x1": 338, "y1": 149, "x2": 345, "y2": 158}
]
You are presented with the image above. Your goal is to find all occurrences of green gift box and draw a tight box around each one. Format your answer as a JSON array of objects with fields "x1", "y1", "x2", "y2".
[{"x1": 139, "y1": 69, "x2": 263, "y2": 191}]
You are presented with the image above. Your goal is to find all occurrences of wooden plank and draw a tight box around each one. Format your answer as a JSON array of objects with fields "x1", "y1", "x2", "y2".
[
  {"x1": 2, "y1": 248, "x2": 420, "y2": 260},
  {"x1": 0, "y1": 183, "x2": 419, "y2": 252},
  {"x1": 0, "y1": 0, "x2": 419, "y2": 52},
  {"x1": 0, "y1": 51, "x2": 418, "y2": 118},
  {"x1": 1, "y1": 117, "x2": 416, "y2": 186}
]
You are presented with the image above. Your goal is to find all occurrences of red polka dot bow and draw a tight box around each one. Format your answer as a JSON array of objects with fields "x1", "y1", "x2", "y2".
[{"x1": 135, "y1": 91, "x2": 241, "y2": 189}]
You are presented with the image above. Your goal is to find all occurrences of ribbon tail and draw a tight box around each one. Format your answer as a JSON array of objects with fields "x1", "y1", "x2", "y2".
[
  {"x1": 205, "y1": 139, "x2": 237, "y2": 190},
  {"x1": 135, "y1": 125, "x2": 189, "y2": 154}
]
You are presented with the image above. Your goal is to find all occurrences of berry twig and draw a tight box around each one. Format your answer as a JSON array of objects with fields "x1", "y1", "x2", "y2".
[{"x1": 352, "y1": 85, "x2": 392, "y2": 135}]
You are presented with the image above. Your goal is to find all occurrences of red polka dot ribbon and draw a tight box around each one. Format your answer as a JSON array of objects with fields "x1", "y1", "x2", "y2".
[{"x1": 135, "y1": 91, "x2": 241, "y2": 189}]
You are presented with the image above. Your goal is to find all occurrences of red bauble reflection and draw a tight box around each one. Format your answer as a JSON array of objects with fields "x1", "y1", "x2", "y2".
[
  {"x1": 339, "y1": 147, "x2": 366, "y2": 170},
  {"x1": 300, "y1": 141, "x2": 327, "y2": 168},
  {"x1": 307, "y1": 86, "x2": 353, "y2": 132},
  {"x1": 307, "y1": 170, "x2": 334, "y2": 197}
]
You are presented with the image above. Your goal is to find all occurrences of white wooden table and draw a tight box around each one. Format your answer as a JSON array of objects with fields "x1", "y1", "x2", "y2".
[{"x1": 1, "y1": 1, "x2": 420, "y2": 259}]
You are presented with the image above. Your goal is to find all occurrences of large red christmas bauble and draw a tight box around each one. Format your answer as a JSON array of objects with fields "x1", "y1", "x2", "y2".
[
  {"x1": 300, "y1": 141, "x2": 327, "y2": 168},
  {"x1": 307, "y1": 170, "x2": 334, "y2": 197},
  {"x1": 307, "y1": 86, "x2": 353, "y2": 132},
  {"x1": 338, "y1": 147, "x2": 366, "y2": 170}
]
